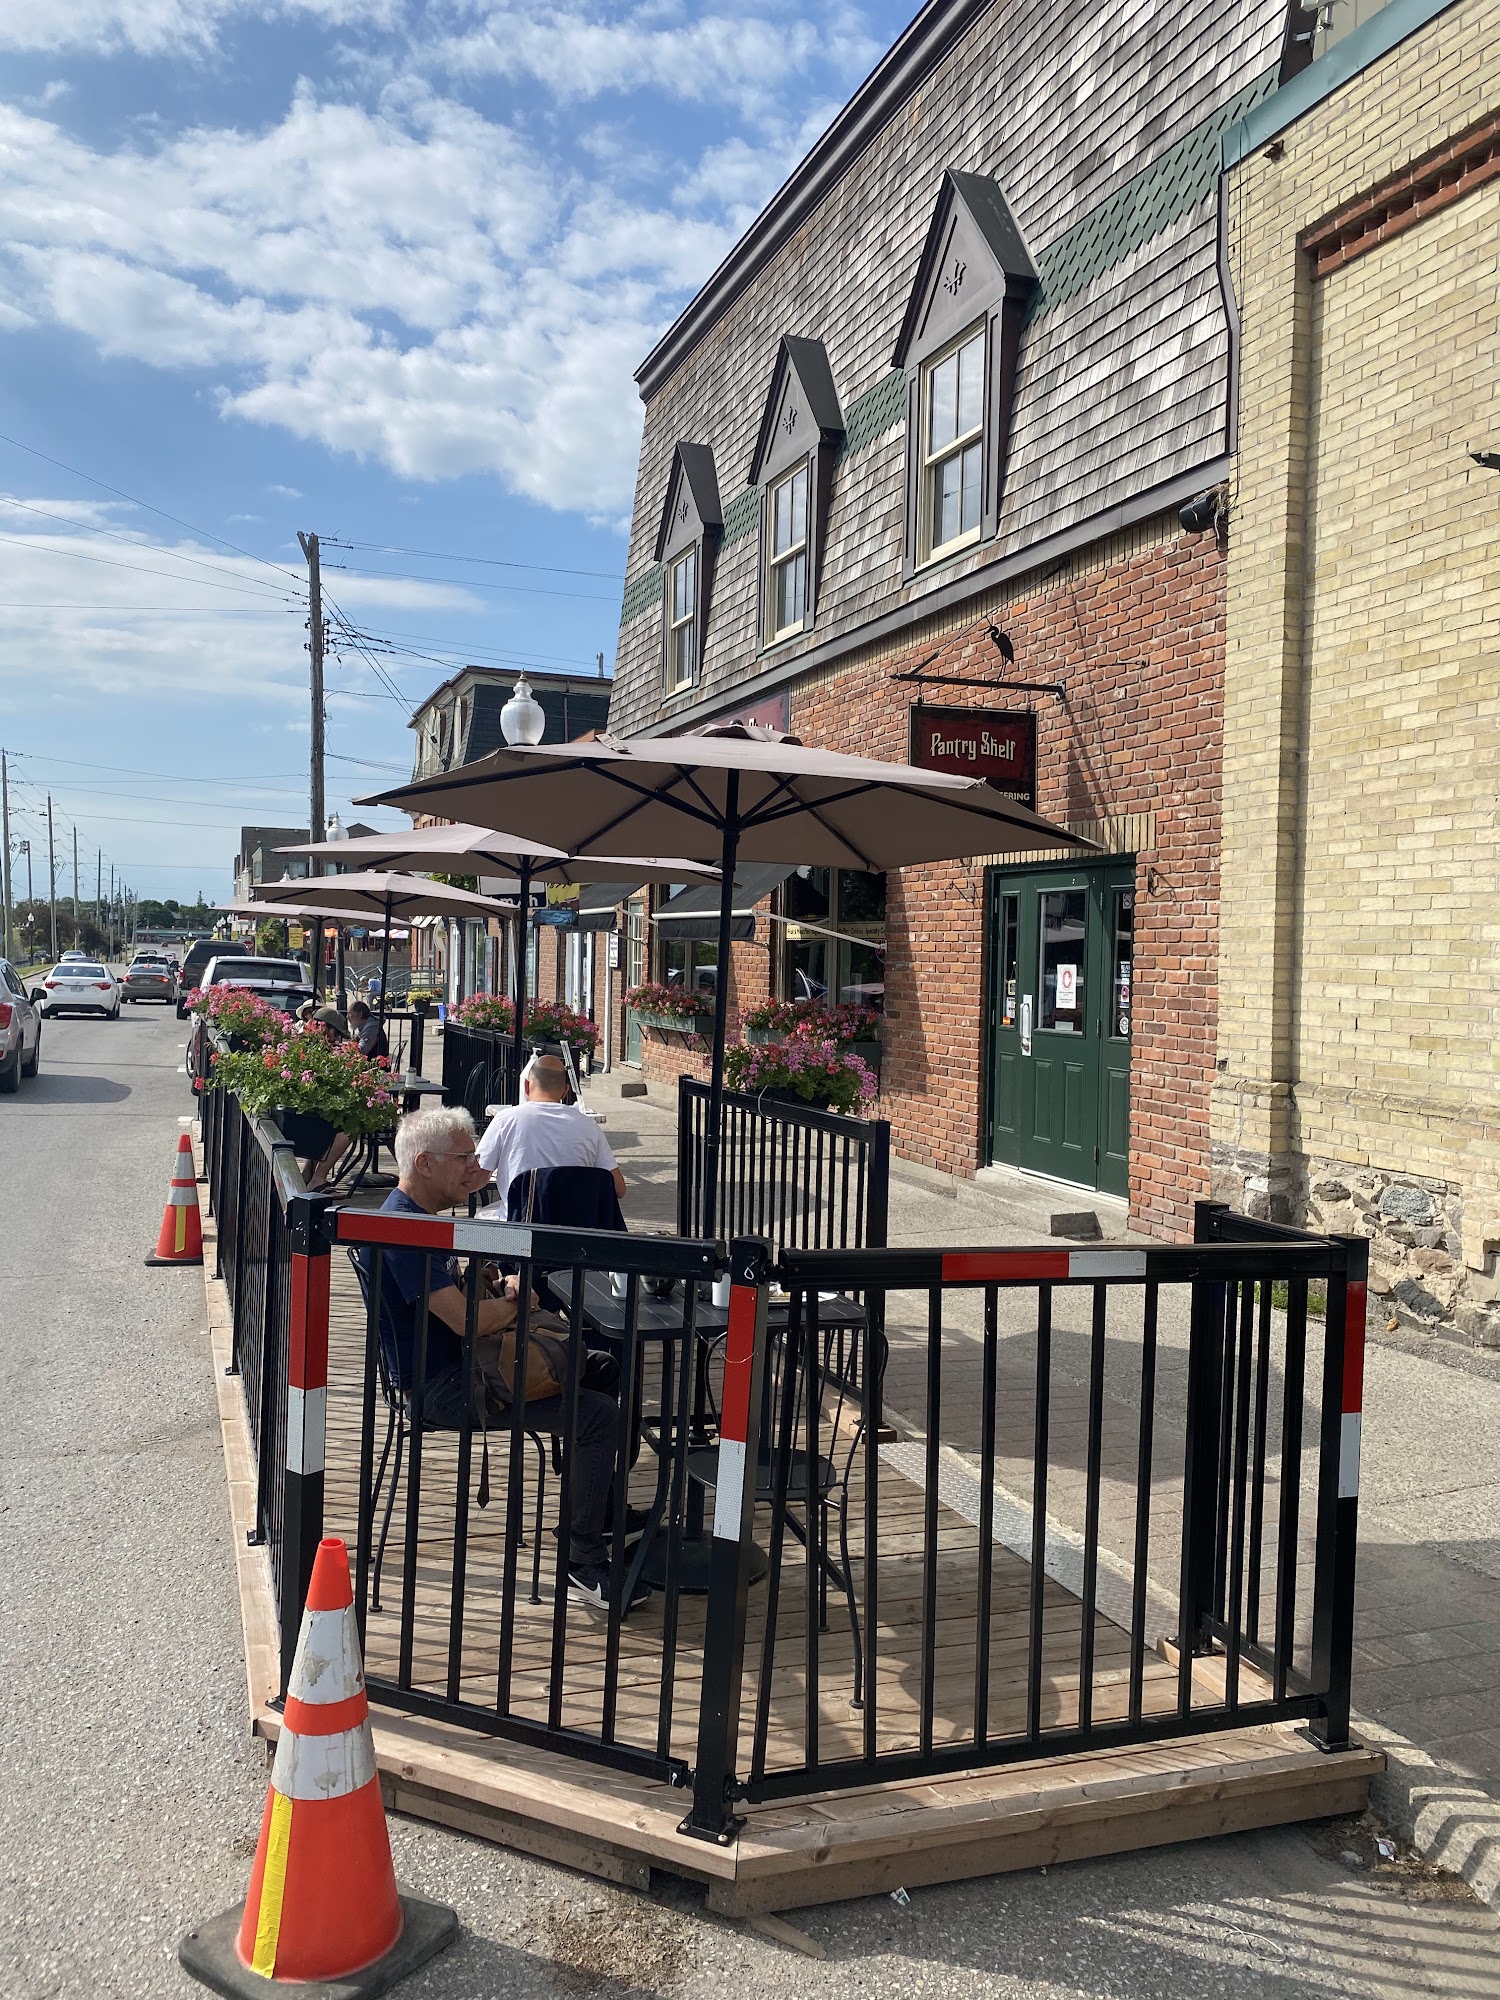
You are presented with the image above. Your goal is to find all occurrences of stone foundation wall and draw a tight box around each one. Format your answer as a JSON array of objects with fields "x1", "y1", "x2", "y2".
[{"x1": 1211, "y1": 1141, "x2": 1500, "y2": 1348}]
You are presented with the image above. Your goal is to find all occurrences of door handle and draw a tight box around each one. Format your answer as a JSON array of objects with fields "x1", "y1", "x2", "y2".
[{"x1": 1020, "y1": 995, "x2": 1033, "y2": 1056}]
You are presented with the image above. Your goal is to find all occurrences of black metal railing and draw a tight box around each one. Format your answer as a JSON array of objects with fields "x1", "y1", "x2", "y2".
[
  {"x1": 333, "y1": 1207, "x2": 718, "y2": 1781},
  {"x1": 689, "y1": 1204, "x2": 1367, "y2": 1824},
  {"x1": 441, "y1": 1021, "x2": 520, "y2": 1121},
  {"x1": 201, "y1": 1067, "x2": 326, "y2": 1685},
  {"x1": 676, "y1": 1075, "x2": 890, "y2": 1256}
]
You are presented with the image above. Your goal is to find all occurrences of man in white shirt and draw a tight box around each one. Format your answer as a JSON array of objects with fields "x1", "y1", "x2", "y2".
[{"x1": 477, "y1": 1053, "x2": 625, "y2": 1207}]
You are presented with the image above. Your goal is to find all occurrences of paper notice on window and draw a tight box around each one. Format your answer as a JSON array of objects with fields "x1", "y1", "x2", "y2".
[{"x1": 1056, "y1": 962, "x2": 1078, "y2": 1010}]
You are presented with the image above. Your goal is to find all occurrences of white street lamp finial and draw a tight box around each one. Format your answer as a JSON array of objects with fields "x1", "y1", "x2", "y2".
[{"x1": 501, "y1": 676, "x2": 546, "y2": 746}]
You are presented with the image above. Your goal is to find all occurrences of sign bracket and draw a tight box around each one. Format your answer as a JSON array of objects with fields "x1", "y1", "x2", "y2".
[{"x1": 891, "y1": 668, "x2": 1065, "y2": 698}]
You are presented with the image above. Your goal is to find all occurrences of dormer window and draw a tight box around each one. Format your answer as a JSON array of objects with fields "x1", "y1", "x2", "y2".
[
  {"x1": 654, "y1": 442, "x2": 722, "y2": 698},
  {"x1": 667, "y1": 545, "x2": 698, "y2": 689},
  {"x1": 894, "y1": 171, "x2": 1035, "y2": 578},
  {"x1": 748, "y1": 336, "x2": 843, "y2": 651},
  {"x1": 767, "y1": 462, "x2": 809, "y2": 639},
  {"x1": 922, "y1": 323, "x2": 985, "y2": 560}
]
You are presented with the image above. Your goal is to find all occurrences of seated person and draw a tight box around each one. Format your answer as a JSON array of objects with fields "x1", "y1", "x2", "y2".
[
  {"x1": 364, "y1": 1105, "x2": 637, "y2": 1611},
  {"x1": 346, "y1": 998, "x2": 390, "y2": 1062},
  {"x1": 477, "y1": 1053, "x2": 625, "y2": 1209}
]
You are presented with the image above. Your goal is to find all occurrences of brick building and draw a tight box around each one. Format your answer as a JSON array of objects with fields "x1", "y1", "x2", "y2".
[
  {"x1": 608, "y1": 0, "x2": 1296, "y2": 1234},
  {"x1": 1213, "y1": 0, "x2": 1500, "y2": 1340}
]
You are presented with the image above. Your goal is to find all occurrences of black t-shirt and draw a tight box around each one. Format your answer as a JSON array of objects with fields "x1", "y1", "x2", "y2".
[{"x1": 356, "y1": 1018, "x2": 390, "y2": 1062}]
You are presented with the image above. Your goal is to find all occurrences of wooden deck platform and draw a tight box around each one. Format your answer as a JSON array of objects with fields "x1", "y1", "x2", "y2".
[{"x1": 201, "y1": 1192, "x2": 1383, "y2": 1914}]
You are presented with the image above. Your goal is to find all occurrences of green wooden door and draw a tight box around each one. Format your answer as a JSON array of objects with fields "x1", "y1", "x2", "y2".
[
  {"x1": 986, "y1": 862, "x2": 1134, "y2": 1195},
  {"x1": 624, "y1": 899, "x2": 645, "y2": 1064}
]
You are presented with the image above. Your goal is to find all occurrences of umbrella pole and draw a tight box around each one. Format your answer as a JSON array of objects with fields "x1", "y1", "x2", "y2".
[
  {"x1": 701, "y1": 780, "x2": 740, "y2": 1246},
  {"x1": 377, "y1": 895, "x2": 393, "y2": 1026},
  {"x1": 512, "y1": 855, "x2": 530, "y2": 1105}
]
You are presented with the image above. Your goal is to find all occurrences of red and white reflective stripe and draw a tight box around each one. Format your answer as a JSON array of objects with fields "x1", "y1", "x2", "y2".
[
  {"x1": 712, "y1": 1281, "x2": 759, "y2": 1544},
  {"x1": 942, "y1": 1249, "x2": 1148, "y2": 1282},
  {"x1": 288, "y1": 1254, "x2": 330, "y2": 1393},
  {"x1": 284, "y1": 1605, "x2": 366, "y2": 1714},
  {"x1": 270, "y1": 1722, "x2": 377, "y2": 1801},
  {"x1": 339, "y1": 1211, "x2": 533, "y2": 1259},
  {"x1": 1339, "y1": 1280, "x2": 1367, "y2": 1500},
  {"x1": 167, "y1": 1179, "x2": 197, "y2": 1208}
]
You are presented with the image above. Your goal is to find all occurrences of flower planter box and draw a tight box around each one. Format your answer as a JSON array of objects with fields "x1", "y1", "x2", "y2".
[
  {"x1": 273, "y1": 1107, "x2": 339, "y2": 1158},
  {"x1": 632, "y1": 1009, "x2": 709, "y2": 1036},
  {"x1": 744, "y1": 1024, "x2": 882, "y2": 1071}
]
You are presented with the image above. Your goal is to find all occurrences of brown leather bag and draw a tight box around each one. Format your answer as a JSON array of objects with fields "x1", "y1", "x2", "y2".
[{"x1": 474, "y1": 1302, "x2": 571, "y2": 1406}]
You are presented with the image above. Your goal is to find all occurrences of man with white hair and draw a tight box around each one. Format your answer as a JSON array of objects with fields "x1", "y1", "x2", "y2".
[
  {"x1": 477, "y1": 1052, "x2": 624, "y2": 1207},
  {"x1": 362, "y1": 1104, "x2": 635, "y2": 1611}
]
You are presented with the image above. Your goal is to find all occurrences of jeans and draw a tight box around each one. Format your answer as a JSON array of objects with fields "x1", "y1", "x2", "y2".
[{"x1": 419, "y1": 1368, "x2": 618, "y2": 1570}]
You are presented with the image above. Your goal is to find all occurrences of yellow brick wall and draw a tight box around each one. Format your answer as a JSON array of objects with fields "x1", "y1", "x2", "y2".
[{"x1": 1219, "y1": 0, "x2": 1500, "y2": 1286}]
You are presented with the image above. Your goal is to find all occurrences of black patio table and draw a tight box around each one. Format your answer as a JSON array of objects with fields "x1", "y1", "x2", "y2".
[{"x1": 571, "y1": 1270, "x2": 868, "y2": 1595}]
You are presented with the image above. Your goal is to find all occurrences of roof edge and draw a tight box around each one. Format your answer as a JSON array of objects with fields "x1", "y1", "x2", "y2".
[{"x1": 633, "y1": 0, "x2": 991, "y2": 401}]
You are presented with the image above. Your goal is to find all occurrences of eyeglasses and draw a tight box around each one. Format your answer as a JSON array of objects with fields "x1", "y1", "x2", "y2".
[{"x1": 443, "y1": 1148, "x2": 480, "y2": 1165}]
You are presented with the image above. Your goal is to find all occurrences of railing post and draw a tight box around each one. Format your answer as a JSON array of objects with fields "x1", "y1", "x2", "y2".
[
  {"x1": 682, "y1": 1234, "x2": 771, "y2": 1843},
  {"x1": 408, "y1": 1006, "x2": 425, "y2": 1077},
  {"x1": 1178, "y1": 1201, "x2": 1228, "y2": 1661},
  {"x1": 279, "y1": 1187, "x2": 336, "y2": 1695},
  {"x1": 1309, "y1": 1233, "x2": 1367, "y2": 1751},
  {"x1": 676, "y1": 1076, "x2": 693, "y2": 1239}
]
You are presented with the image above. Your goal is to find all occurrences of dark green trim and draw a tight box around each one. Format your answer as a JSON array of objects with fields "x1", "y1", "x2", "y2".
[
  {"x1": 1035, "y1": 70, "x2": 1277, "y2": 314},
  {"x1": 1223, "y1": 0, "x2": 1463, "y2": 167},
  {"x1": 722, "y1": 487, "x2": 761, "y2": 545},
  {"x1": 620, "y1": 564, "x2": 662, "y2": 626}
]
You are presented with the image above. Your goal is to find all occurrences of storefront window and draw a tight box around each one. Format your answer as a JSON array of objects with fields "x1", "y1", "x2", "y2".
[
  {"x1": 781, "y1": 867, "x2": 886, "y2": 1010},
  {"x1": 1111, "y1": 889, "x2": 1133, "y2": 1039},
  {"x1": 659, "y1": 932, "x2": 717, "y2": 995},
  {"x1": 1039, "y1": 889, "x2": 1086, "y2": 1032}
]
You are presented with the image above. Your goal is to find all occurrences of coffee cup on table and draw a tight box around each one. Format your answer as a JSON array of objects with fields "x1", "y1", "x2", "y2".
[{"x1": 609, "y1": 1270, "x2": 628, "y2": 1300}]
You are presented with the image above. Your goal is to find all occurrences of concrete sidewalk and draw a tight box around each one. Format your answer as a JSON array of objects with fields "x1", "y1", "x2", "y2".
[{"x1": 585, "y1": 1069, "x2": 1500, "y2": 1907}]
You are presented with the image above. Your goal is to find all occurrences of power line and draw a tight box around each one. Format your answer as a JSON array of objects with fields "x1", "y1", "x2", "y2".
[
  {"x1": 0, "y1": 429, "x2": 306, "y2": 586},
  {"x1": 0, "y1": 603, "x2": 295, "y2": 614},
  {"x1": 323, "y1": 536, "x2": 621, "y2": 582},
  {"x1": 10, "y1": 752, "x2": 306, "y2": 782},
  {"x1": 0, "y1": 532, "x2": 302, "y2": 601},
  {"x1": 0, "y1": 495, "x2": 299, "y2": 598},
  {"x1": 322, "y1": 559, "x2": 617, "y2": 604}
]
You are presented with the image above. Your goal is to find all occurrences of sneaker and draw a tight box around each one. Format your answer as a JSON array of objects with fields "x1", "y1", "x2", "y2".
[{"x1": 567, "y1": 1563, "x2": 652, "y2": 1613}]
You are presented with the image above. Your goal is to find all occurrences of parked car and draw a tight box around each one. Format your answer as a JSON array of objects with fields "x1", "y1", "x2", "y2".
[
  {"x1": 0, "y1": 957, "x2": 42, "y2": 1093},
  {"x1": 38, "y1": 961, "x2": 121, "y2": 1018},
  {"x1": 176, "y1": 936, "x2": 242, "y2": 1016},
  {"x1": 121, "y1": 959, "x2": 178, "y2": 1005},
  {"x1": 61, "y1": 950, "x2": 89, "y2": 962}
]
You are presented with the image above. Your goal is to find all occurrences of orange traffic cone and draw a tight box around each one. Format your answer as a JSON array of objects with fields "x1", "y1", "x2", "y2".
[
  {"x1": 179, "y1": 1538, "x2": 458, "y2": 1998},
  {"x1": 144, "y1": 1131, "x2": 204, "y2": 1267}
]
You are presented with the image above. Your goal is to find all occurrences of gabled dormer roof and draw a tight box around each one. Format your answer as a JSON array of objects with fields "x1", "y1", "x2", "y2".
[
  {"x1": 653, "y1": 441, "x2": 723, "y2": 562},
  {"x1": 892, "y1": 169, "x2": 1037, "y2": 369},
  {"x1": 747, "y1": 336, "x2": 845, "y2": 486}
]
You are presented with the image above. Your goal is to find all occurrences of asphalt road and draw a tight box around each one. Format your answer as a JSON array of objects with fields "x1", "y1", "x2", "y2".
[{"x1": 1, "y1": 1002, "x2": 1497, "y2": 2000}]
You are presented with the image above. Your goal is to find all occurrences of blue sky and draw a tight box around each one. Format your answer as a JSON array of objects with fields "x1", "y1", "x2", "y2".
[{"x1": 0, "y1": 0, "x2": 904, "y2": 905}]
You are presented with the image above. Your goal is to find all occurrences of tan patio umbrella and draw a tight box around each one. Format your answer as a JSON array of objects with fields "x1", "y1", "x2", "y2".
[
  {"x1": 360, "y1": 723, "x2": 1092, "y2": 1238},
  {"x1": 250, "y1": 871, "x2": 514, "y2": 1025},
  {"x1": 276, "y1": 824, "x2": 718, "y2": 1063}
]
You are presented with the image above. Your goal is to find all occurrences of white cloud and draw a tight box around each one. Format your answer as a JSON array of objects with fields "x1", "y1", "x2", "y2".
[
  {"x1": 0, "y1": 8, "x2": 879, "y2": 519},
  {"x1": 267, "y1": 483, "x2": 303, "y2": 498},
  {"x1": 0, "y1": 0, "x2": 398, "y2": 58}
]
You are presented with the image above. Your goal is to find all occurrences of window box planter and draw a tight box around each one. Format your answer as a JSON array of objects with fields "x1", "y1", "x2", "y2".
[
  {"x1": 632, "y1": 1008, "x2": 709, "y2": 1036},
  {"x1": 273, "y1": 1107, "x2": 339, "y2": 1159},
  {"x1": 743, "y1": 1024, "x2": 882, "y2": 1073}
]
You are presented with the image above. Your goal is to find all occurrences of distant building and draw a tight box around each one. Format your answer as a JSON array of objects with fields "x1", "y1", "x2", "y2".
[
  {"x1": 408, "y1": 665, "x2": 612, "y2": 781},
  {"x1": 233, "y1": 826, "x2": 310, "y2": 903}
]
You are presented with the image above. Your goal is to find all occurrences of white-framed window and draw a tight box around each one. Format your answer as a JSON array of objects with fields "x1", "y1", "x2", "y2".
[
  {"x1": 667, "y1": 546, "x2": 698, "y2": 690},
  {"x1": 920, "y1": 323, "x2": 985, "y2": 562},
  {"x1": 766, "y1": 461, "x2": 809, "y2": 642}
]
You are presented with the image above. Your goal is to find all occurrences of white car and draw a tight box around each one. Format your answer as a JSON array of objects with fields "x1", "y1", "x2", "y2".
[
  {"x1": 0, "y1": 957, "x2": 42, "y2": 1092},
  {"x1": 38, "y1": 960, "x2": 121, "y2": 1018}
]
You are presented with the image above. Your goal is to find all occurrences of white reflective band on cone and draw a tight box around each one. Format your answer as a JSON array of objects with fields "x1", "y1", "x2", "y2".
[
  {"x1": 712, "y1": 1438, "x2": 747, "y2": 1542},
  {"x1": 287, "y1": 1605, "x2": 364, "y2": 1704},
  {"x1": 168, "y1": 1182, "x2": 197, "y2": 1205},
  {"x1": 270, "y1": 1723, "x2": 377, "y2": 1801},
  {"x1": 285, "y1": 1386, "x2": 327, "y2": 1477},
  {"x1": 1339, "y1": 1411, "x2": 1361, "y2": 1500}
]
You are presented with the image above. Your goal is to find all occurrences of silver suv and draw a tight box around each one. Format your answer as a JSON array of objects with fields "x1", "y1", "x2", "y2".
[{"x1": 0, "y1": 957, "x2": 41, "y2": 1094}]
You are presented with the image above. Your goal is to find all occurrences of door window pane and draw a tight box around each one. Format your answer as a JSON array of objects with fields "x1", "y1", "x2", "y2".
[
  {"x1": 1039, "y1": 889, "x2": 1086, "y2": 1032},
  {"x1": 1111, "y1": 889, "x2": 1134, "y2": 1039},
  {"x1": 998, "y1": 892, "x2": 1018, "y2": 1028}
]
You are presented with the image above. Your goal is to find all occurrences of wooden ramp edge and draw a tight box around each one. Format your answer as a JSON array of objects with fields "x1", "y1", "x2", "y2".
[{"x1": 199, "y1": 1143, "x2": 1384, "y2": 1916}]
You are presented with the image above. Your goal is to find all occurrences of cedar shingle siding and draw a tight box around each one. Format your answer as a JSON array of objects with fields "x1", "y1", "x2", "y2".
[{"x1": 610, "y1": 0, "x2": 1285, "y2": 737}]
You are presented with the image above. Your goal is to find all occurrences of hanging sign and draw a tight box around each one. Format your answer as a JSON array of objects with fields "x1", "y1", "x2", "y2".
[{"x1": 908, "y1": 706, "x2": 1036, "y2": 805}]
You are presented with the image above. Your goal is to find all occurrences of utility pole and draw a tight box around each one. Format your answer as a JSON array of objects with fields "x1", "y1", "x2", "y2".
[
  {"x1": 0, "y1": 747, "x2": 11, "y2": 964},
  {"x1": 298, "y1": 529, "x2": 327, "y2": 995},
  {"x1": 72, "y1": 825, "x2": 79, "y2": 951},
  {"x1": 95, "y1": 849, "x2": 101, "y2": 936},
  {"x1": 46, "y1": 794, "x2": 57, "y2": 962}
]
